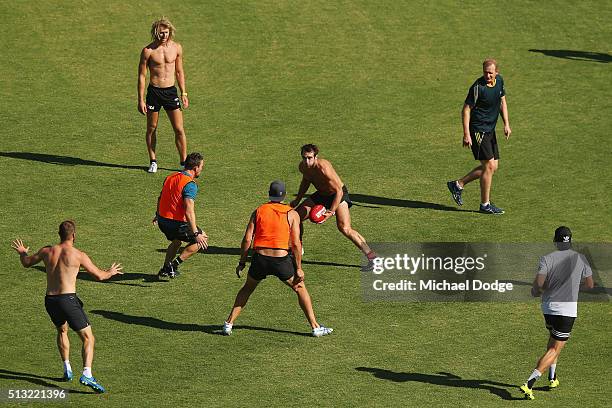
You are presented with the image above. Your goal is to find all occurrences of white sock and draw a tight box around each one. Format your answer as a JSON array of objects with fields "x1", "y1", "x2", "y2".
[
  {"x1": 527, "y1": 369, "x2": 541, "y2": 387},
  {"x1": 83, "y1": 367, "x2": 92, "y2": 378},
  {"x1": 63, "y1": 360, "x2": 71, "y2": 373},
  {"x1": 549, "y1": 364, "x2": 556, "y2": 380},
  {"x1": 455, "y1": 181, "x2": 463, "y2": 190},
  {"x1": 481, "y1": 201, "x2": 490, "y2": 207}
]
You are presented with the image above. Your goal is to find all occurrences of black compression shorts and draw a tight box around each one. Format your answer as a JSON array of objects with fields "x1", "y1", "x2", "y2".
[
  {"x1": 248, "y1": 253, "x2": 295, "y2": 282},
  {"x1": 544, "y1": 314, "x2": 576, "y2": 342},
  {"x1": 45, "y1": 293, "x2": 90, "y2": 331},
  {"x1": 146, "y1": 85, "x2": 181, "y2": 112},
  {"x1": 310, "y1": 185, "x2": 353, "y2": 209},
  {"x1": 470, "y1": 130, "x2": 499, "y2": 161}
]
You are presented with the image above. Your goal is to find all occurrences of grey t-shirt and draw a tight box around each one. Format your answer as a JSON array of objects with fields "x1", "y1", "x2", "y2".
[{"x1": 537, "y1": 249, "x2": 592, "y2": 317}]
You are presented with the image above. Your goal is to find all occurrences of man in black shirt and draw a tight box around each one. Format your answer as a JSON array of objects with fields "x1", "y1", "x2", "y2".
[{"x1": 447, "y1": 59, "x2": 512, "y2": 214}]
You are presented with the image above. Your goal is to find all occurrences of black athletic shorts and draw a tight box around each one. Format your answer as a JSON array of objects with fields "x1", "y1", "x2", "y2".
[
  {"x1": 158, "y1": 216, "x2": 202, "y2": 243},
  {"x1": 470, "y1": 130, "x2": 499, "y2": 161},
  {"x1": 544, "y1": 314, "x2": 576, "y2": 342},
  {"x1": 146, "y1": 85, "x2": 181, "y2": 112},
  {"x1": 310, "y1": 185, "x2": 353, "y2": 209},
  {"x1": 248, "y1": 253, "x2": 295, "y2": 282},
  {"x1": 45, "y1": 293, "x2": 90, "y2": 331}
]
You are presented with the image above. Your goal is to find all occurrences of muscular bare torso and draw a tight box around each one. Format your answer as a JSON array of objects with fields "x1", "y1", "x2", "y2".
[
  {"x1": 299, "y1": 158, "x2": 343, "y2": 194},
  {"x1": 40, "y1": 244, "x2": 82, "y2": 295},
  {"x1": 143, "y1": 41, "x2": 181, "y2": 88}
]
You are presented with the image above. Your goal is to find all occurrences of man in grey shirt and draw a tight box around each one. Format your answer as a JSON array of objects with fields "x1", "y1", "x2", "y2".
[{"x1": 520, "y1": 226, "x2": 594, "y2": 400}]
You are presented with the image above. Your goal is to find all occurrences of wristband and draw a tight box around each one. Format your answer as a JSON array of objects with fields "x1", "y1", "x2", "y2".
[
  {"x1": 182, "y1": 92, "x2": 188, "y2": 96},
  {"x1": 193, "y1": 231, "x2": 201, "y2": 237}
]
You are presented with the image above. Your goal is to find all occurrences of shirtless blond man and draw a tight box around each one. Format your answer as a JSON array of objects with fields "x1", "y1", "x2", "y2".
[
  {"x1": 138, "y1": 17, "x2": 189, "y2": 173},
  {"x1": 11, "y1": 220, "x2": 122, "y2": 393},
  {"x1": 290, "y1": 144, "x2": 376, "y2": 263}
]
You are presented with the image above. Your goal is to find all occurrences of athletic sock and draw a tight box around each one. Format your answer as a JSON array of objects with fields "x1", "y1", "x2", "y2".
[
  {"x1": 83, "y1": 367, "x2": 92, "y2": 378},
  {"x1": 481, "y1": 201, "x2": 490, "y2": 207},
  {"x1": 63, "y1": 360, "x2": 71, "y2": 373},
  {"x1": 526, "y1": 369, "x2": 541, "y2": 388},
  {"x1": 549, "y1": 364, "x2": 556, "y2": 381},
  {"x1": 455, "y1": 180, "x2": 463, "y2": 190},
  {"x1": 171, "y1": 257, "x2": 184, "y2": 269},
  {"x1": 180, "y1": 161, "x2": 185, "y2": 166},
  {"x1": 150, "y1": 159, "x2": 157, "y2": 164}
]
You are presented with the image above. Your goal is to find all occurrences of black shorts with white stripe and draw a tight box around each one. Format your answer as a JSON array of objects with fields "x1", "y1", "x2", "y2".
[{"x1": 544, "y1": 314, "x2": 576, "y2": 341}]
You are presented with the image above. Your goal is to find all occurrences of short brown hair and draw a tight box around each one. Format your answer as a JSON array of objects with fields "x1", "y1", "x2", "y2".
[
  {"x1": 300, "y1": 144, "x2": 319, "y2": 156},
  {"x1": 184, "y1": 152, "x2": 204, "y2": 170},
  {"x1": 482, "y1": 58, "x2": 498, "y2": 72},
  {"x1": 151, "y1": 17, "x2": 176, "y2": 41},
  {"x1": 59, "y1": 220, "x2": 76, "y2": 242}
]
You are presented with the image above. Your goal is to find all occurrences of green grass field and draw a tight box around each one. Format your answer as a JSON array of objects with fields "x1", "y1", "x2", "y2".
[{"x1": 1, "y1": 1, "x2": 611, "y2": 406}]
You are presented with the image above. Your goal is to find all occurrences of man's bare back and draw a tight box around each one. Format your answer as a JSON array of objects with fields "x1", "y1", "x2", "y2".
[
  {"x1": 12, "y1": 238, "x2": 122, "y2": 296},
  {"x1": 299, "y1": 158, "x2": 343, "y2": 195}
]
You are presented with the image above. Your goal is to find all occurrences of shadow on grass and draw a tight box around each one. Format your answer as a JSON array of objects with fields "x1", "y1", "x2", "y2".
[
  {"x1": 0, "y1": 369, "x2": 94, "y2": 394},
  {"x1": 155, "y1": 246, "x2": 360, "y2": 268},
  {"x1": 32, "y1": 266, "x2": 159, "y2": 286},
  {"x1": 90, "y1": 310, "x2": 309, "y2": 337},
  {"x1": 350, "y1": 193, "x2": 478, "y2": 212},
  {"x1": 0, "y1": 151, "x2": 176, "y2": 172},
  {"x1": 528, "y1": 49, "x2": 611, "y2": 63},
  {"x1": 355, "y1": 367, "x2": 524, "y2": 401}
]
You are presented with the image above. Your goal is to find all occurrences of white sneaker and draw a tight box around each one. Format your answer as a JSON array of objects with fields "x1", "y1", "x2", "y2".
[
  {"x1": 147, "y1": 161, "x2": 158, "y2": 173},
  {"x1": 222, "y1": 321, "x2": 233, "y2": 336},
  {"x1": 312, "y1": 325, "x2": 333, "y2": 337}
]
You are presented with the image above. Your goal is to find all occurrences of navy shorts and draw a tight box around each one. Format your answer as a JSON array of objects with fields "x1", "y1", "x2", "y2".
[
  {"x1": 310, "y1": 185, "x2": 353, "y2": 209},
  {"x1": 470, "y1": 130, "x2": 499, "y2": 161},
  {"x1": 45, "y1": 293, "x2": 90, "y2": 331},
  {"x1": 158, "y1": 216, "x2": 202, "y2": 243},
  {"x1": 146, "y1": 85, "x2": 181, "y2": 112},
  {"x1": 248, "y1": 253, "x2": 295, "y2": 282}
]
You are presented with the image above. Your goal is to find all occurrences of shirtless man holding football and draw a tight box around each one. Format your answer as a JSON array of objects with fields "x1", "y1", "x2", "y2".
[
  {"x1": 290, "y1": 144, "x2": 376, "y2": 262},
  {"x1": 137, "y1": 17, "x2": 189, "y2": 173}
]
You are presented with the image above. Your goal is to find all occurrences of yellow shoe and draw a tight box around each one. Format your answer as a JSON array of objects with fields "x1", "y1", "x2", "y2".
[
  {"x1": 520, "y1": 383, "x2": 535, "y2": 400},
  {"x1": 549, "y1": 378, "x2": 560, "y2": 388}
]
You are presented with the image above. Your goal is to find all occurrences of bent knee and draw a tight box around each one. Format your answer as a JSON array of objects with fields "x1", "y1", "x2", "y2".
[{"x1": 338, "y1": 225, "x2": 352, "y2": 236}]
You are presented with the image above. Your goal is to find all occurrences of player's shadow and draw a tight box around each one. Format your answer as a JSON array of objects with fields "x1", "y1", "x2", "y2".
[
  {"x1": 32, "y1": 265, "x2": 157, "y2": 286},
  {"x1": 0, "y1": 369, "x2": 94, "y2": 394},
  {"x1": 0, "y1": 151, "x2": 175, "y2": 172},
  {"x1": 529, "y1": 49, "x2": 611, "y2": 63},
  {"x1": 350, "y1": 193, "x2": 478, "y2": 213},
  {"x1": 355, "y1": 367, "x2": 523, "y2": 400},
  {"x1": 155, "y1": 246, "x2": 361, "y2": 268},
  {"x1": 90, "y1": 310, "x2": 309, "y2": 337}
]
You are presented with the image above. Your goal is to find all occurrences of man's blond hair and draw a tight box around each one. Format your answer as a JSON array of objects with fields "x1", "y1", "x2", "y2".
[{"x1": 151, "y1": 17, "x2": 176, "y2": 41}]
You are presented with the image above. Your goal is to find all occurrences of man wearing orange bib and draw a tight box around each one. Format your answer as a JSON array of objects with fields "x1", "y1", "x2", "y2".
[
  {"x1": 223, "y1": 180, "x2": 333, "y2": 337},
  {"x1": 154, "y1": 152, "x2": 208, "y2": 279}
]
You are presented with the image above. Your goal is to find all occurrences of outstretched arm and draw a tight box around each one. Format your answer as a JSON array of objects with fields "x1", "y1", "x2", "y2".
[
  {"x1": 79, "y1": 252, "x2": 123, "y2": 281},
  {"x1": 11, "y1": 239, "x2": 44, "y2": 268}
]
